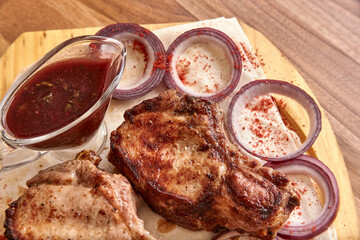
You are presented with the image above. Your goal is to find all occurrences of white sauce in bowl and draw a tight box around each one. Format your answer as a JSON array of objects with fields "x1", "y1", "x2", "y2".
[
  {"x1": 114, "y1": 33, "x2": 155, "y2": 89},
  {"x1": 170, "y1": 36, "x2": 234, "y2": 98},
  {"x1": 175, "y1": 42, "x2": 231, "y2": 94},
  {"x1": 231, "y1": 94, "x2": 301, "y2": 158},
  {"x1": 280, "y1": 175, "x2": 336, "y2": 240}
]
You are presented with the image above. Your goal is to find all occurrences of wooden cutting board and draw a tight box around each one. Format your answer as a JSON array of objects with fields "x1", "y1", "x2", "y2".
[{"x1": 0, "y1": 21, "x2": 358, "y2": 239}]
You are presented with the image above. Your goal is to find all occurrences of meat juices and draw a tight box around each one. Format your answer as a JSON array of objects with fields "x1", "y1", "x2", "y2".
[
  {"x1": 109, "y1": 90, "x2": 300, "y2": 240},
  {"x1": 4, "y1": 150, "x2": 155, "y2": 240}
]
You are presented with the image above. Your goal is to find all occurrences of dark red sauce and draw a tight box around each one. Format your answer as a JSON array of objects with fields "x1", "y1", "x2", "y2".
[{"x1": 5, "y1": 58, "x2": 113, "y2": 149}]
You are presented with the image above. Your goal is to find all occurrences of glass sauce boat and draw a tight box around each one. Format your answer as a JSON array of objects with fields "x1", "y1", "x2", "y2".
[{"x1": 0, "y1": 35, "x2": 126, "y2": 171}]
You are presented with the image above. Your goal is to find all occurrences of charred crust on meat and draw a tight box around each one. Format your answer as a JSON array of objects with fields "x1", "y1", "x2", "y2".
[
  {"x1": 248, "y1": 160, "x2": 258, "y2": 169},
  {"x1": 259, "y1": 207, "x2": 274, "y2": 220},
  {"x1": 108, "y1": 143, "x2": 141, "y2": 182},
  {"x1": 273, "y1": 172, "x2": 290, "y2": 187},
  {"x1": 206, "y1": 173, "x2": 216, "y2": 181},
  {"x1": 229, "y1": 151, "x2": 236, "y2": 157},
  {"x1": 109, "y1": 90, "x2": 300, "y2": 239},
  {"x1": 287, "y1": 195, "x2": 301, "y2": 211},
  {"x1": 175, "y1": 91, "x2": 183, "y2": 97},
  {"x1": 4, "y1": 202, "x2": 20, "y2": 240},
  {"x1": 145, "y1": 142, "x2": 158, "y2": 151},
  {"x1": 143, "y1": 99, "x2": 158, "y2": 111},
  {"x1": 267, "y1": 229, "x2": 275, "y2": 238},
  {"x1": 124, "y1": 109, "x2": 135, "y2": 123},
  {"x1": 98, "y1": 209, "x2": 106, "y2": 215},
  {"x1": 4, "y1": 151, "x2": 156, "y2": 240},
  {"x1": 74, "y1": 150, "x2": 101, "y2": 166},
  {"x1": 199, "y1": 144, "x2": 210, "y2": 151}
]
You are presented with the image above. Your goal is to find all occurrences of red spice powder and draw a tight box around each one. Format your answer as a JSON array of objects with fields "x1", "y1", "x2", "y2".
[
  {"x1": 294, "y1": 189, "x2": 302, "y2": 200},
  {"x1": 135, "y1": 29, "x2": 145, "y2": 38},
  {"x1": 298, "y1": 187, "x2": 308, "y2": 195},
  {"x1": 254, "y1": 48, "x2": 265, "y2": 67},
  {"x1": 236, "y1": 46, "x2": 249, "y2": 71},
  {"x1": 233, "y1": 63, "x2": 241, "y2": 69},
  {"x1": 175, "y1": 51, "x2": 222, "y2": 92},
  {"x1": 132, "y1": 40, "x2": 148, "y2": 74},
  {"x1": 205, "y1": 85, "x2": 213, "y2": 93},
  {"x1": 237, "y1": 42, "x2": 262, "y2": 69},
  {"x1": 152, "y1": 52, "x2": 166, "y2": 73},
  {"x1": 167, "y1": 54, "x2": 173, "y2": 62},
  {"x1": 202, "y1": 63, "x2": 210, "y2": 71},
  {"x1": 242, "y1": 97, "x2": 290, "y2": 156},
  {"x1": 132, "y1": 40, "x2": 147, "y2": 58},
  {"x1": 176, "y1": 59, "x2": 195, "y2": 86},
  {"x1": 248, "y1": 118, "x2": 267, "y2": 139},
  {"x1": 271, "y1": 96, "x2": 287, "y2": 109},
  {"x1": 246, "y1": 98, "x2": 274, "y2": 113}
]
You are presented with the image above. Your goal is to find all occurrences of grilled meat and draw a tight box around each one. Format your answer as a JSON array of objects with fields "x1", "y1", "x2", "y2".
[
  {"x1": 108, "y1": 90, "x2": 299, "y2": 239},
  {"x1": 4, "y1": 150, "x2": 155, "y2": 240}
]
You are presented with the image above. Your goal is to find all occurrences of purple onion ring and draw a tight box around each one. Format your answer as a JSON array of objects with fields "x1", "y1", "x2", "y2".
[
  {"x1": 165, "y1": 27, "x2": 242, "y2": 102},
  {"x1": 211, "y1": 229, "x2": 284, "y2": 240},
  {"x1": 211, "y1": 230, "x2": 241, "y2": 240},
  {"x1": 96, "y1": 23, "x2": 166, "y2": 100},
  {"x1": 228, "y1": 79, "x2": 321, "y2": 161},
  {"x1": 265, "y1": 155, "x2": 339, "y2": 239}
]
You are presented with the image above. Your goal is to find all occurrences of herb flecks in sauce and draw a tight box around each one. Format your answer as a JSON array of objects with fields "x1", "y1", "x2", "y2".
[{"x1": 6, "y1": 58, "x2": 111, "y2": 138}]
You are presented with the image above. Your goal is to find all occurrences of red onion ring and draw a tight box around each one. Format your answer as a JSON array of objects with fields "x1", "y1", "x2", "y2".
[
  {"x1": 228, "y1": 79, "x2": 321, "y2": 161},
  {"x1": 165, "y1": 28, "x2": 242, "y2": 102},
  {"x1": 211, "y1": 229, "x2": 284, "y2": 240},
  {"x1": 96, "y1": 23, "x2": 166, "y2": 100},
  {"x1": 211, "y1": 230, "x2": 241, "y2": 240},
  {"x1": 265, "y1": 155, "x2": 339, "y2": 239}
]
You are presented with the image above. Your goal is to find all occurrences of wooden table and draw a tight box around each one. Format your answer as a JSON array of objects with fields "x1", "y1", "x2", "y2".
[{"x1": 0, "y1": 0, "x2": 359, "y2": 237}]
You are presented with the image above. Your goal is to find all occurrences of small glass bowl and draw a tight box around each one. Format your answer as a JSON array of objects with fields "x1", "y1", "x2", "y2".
[{"x1": 0, "y1": 35, "x2": 126, "y2": 170}]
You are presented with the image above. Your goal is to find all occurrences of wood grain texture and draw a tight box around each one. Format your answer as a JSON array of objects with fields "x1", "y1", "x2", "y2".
[
  {"x1": 0, "y1": 22, "x2": 357, "y2": 239},
  {"x1": 0, "y1": 0, "x2": 359, "y2": 237}
]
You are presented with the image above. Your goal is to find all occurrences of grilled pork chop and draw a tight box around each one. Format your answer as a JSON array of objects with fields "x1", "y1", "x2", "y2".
[
  {"x1": 4, "y1": 150, "x2": 155, "y2": 240},
  {"x1": 109, "y1": 90, "x2": 300, "y2": 239}
]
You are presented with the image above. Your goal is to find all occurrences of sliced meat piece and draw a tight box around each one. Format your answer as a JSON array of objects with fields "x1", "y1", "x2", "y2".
[
  {"x1": 108, "y1": 90, "x2": 299, "y2": 240},
  {"x1": 4, "y1": 150, "x2": 155, "y2": 240}
]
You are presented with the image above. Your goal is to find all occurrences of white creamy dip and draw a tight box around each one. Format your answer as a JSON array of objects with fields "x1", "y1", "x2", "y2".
[
  {"x1": 232, "y1": 94, "x2": 301, "y2": 158},
  {"x1": 114, "y1": 34, "x2": 155, "y2": 89},
  {"x1": 172, "y1": 39, "x2": 233, "y2": 96},
  {"x1": 284, "y1": 175, "x2": 336, "y2": 240},
  {"x1": 286, "y1": 175, "x2": 322, "y2": 225}
]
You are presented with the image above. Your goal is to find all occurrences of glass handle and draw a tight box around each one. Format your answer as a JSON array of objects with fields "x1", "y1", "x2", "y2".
[{"x1": 0, "y1": 141, "x2": 47, "y2": 172}]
